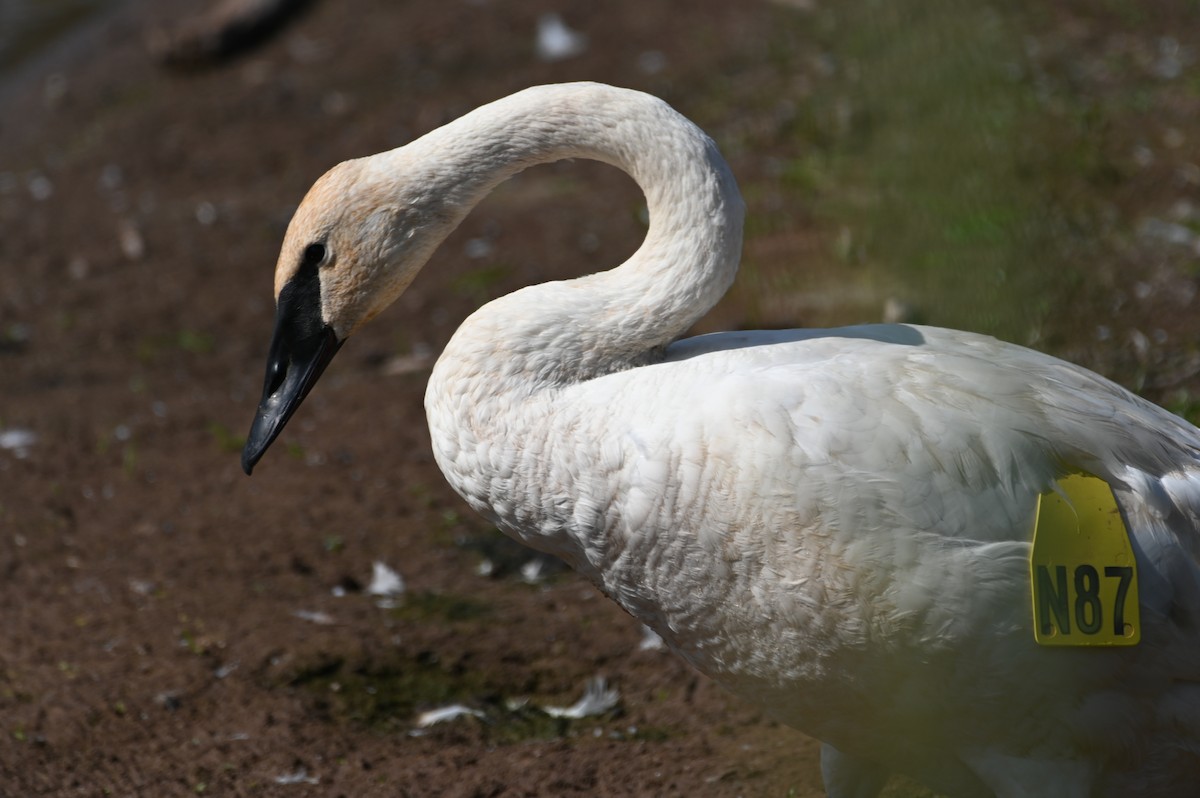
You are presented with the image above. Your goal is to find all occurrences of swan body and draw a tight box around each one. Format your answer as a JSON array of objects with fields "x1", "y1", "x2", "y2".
[{"x1": 242, "y1": 83, "x2": 1200, "y2": 797}]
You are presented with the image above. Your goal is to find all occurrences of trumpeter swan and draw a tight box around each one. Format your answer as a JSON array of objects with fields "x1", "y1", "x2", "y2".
[{"x1": 241, "y1": 83, "x2": 1200, "y2": 797}]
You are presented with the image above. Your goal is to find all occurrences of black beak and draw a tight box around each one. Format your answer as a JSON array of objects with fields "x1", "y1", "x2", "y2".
[{"x1": 242, "y1": 267, "x2": 343, "y2": 475}]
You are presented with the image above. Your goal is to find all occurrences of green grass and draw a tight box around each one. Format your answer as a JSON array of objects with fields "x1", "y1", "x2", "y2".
[
  {"x1": 389, "y1": 591, "x2": 493, "y2": 624},
  {"x1": 137, "y1": 329, "x2": 216, "y2": 364},
  {"x1": 207, "y1": 422, "x2": 244, "y2": 455},
  {"x1": 719, "y1": 0, "x2": 1142, "y2": 349},
  {"x1": 451, "y1": 263, "x2": 510, "y2": 302},
  {"x1": 280, "y1": 651, "x2": 640, "y2": 745},
  {"x1": 792, "y1": 0, "x2": 1081, "y2": 341}
]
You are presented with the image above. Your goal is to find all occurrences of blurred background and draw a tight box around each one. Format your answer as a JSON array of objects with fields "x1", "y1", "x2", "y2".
[{"x1": 3, "y1": 0, "x2": 1200, "y2": 795}]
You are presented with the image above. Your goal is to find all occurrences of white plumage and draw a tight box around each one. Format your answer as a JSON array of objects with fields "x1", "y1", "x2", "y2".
[{"x1": 242, "y1": 83, "x2": 1200, "y2": 797}]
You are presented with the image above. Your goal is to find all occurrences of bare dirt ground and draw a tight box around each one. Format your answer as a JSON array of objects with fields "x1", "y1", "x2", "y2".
[
  {"x1": 0, "y1": 2, "x2": 838, "y2": 794},
  {"x1": 3, "y1": 1, "x2": 1200, "y2": 796}
]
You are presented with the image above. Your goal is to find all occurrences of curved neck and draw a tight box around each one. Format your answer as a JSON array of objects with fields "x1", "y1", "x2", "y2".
[{"x1": 397, "y1": 83, "x2": 743, "y2": 390}]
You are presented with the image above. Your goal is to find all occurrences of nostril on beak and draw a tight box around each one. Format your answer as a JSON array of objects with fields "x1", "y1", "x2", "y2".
[{"x1": 264, "y1": 350, "x2": 289, "y2": 397}]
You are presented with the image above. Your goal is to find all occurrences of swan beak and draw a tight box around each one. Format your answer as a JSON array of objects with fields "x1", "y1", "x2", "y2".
[{"x1": 241, "y1": 298, "x2": 343, "y2": 475}]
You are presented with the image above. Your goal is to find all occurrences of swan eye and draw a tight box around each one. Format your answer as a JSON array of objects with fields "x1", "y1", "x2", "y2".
[{"x1": 302, "y1": 243, "x2": 327, "y2": 267}]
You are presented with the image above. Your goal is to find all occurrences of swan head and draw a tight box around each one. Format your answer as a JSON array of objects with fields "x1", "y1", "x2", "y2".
[{"x1": 242, "y1": 155, "x2": 442, "y2": 475}]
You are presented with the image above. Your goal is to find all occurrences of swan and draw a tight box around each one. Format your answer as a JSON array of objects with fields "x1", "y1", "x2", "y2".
[{"x1": 240, "y1": 82, "x2": 1200, "y2": 797}]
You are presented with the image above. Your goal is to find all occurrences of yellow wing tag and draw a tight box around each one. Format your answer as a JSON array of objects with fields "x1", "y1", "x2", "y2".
[{"x1": 1029, "y1": 473, "x2": 1140, "y2": 646}]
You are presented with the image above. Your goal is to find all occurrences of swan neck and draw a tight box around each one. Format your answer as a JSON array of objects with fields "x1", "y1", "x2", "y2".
[
  {"x1": 418, "y1": 84, "x2": 744, "y2": 578},
  {"x1": 409, "y1": 83, "x2": 744, "y2": 388}
]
